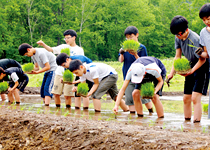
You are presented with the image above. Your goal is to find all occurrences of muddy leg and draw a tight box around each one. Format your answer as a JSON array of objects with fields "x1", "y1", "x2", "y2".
[
  {"x1": 183, "y1": 94, "x2": 192, "y2": 120},
  {"x1": 192, "y1": 92, "x2": 202, "y2": 122},
  {"x1": 152, "y1": 94, "x2": 164, "y2": 118}
]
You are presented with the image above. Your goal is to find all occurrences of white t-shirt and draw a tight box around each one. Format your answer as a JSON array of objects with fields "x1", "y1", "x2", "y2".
[
  {"x1": 80, "y1": 63, "x2": 117, "y2": 83},
  {"x1": 70, "y1": 45, "x2": 84, "y2": 56}
]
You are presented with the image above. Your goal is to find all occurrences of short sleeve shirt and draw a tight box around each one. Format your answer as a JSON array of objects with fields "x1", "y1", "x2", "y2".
[
  {"x1": 3, "y1": 67, "x2": 24, "y2": 83},
  {"x1": 0, "y1": 59, "x2": 21, "y2": 69},
  {"x1": 52, "y1": 44, "x2": 71, "y2": 55},
  {"x1": 175, "y1": 29, "x2": 200, "y2": 66},
  {"x1": 80, "y1": 63, "x2": 117, "y2": 83},
  {"x1": 69, "y1": 55, "x2": 92, "y2": 64},
  {"x1": 32, "y1": 48, "x2": 57, "y2": 72}
]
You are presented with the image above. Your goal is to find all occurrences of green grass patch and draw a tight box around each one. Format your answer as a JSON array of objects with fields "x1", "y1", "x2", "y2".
[{"x1": 22, "y1": 63, "x2": 34, "y2": 73}]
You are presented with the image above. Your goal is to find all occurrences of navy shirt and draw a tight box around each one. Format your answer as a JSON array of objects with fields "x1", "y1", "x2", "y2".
[
  {"x1": 0, "y1": 59, "x2": 21, "y2": 69},
  {"x1": 70, "y1": 55, "x2": 92, "y2": 64},
  {"x1": 119, "y1": 44, "x2": 147, "y2": 79},
  {"x1": 3, "y1": 67, "x2": 25, "y2": 82}
]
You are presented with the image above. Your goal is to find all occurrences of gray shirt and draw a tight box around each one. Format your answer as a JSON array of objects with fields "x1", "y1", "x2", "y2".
[
  {"x1": 175, "y1": 29, "x2": 200, "y2": 66},
  {"x1": 32, "y1": 48, "x2": 57, "y2": 72}
]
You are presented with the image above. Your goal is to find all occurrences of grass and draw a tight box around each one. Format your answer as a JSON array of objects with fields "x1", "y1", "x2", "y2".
[{"x1": 26, "y1": 58, "x2": 185, "y2": 92}]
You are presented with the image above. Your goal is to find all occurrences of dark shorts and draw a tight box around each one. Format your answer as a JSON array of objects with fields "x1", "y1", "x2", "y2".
[
  {"x1": 74, "y1": 76, "x2": 93, "y2": 97},
  {"x1": 40, "y1": 71, "x2": 55, "y2": 98},
  {"x1": 9, "y1": 74, "x2": 29, "y2": 92},
  {"x1": 184, "y1": 62, "x2": 209, "y2": 95},
  {"x1": 134, "y1": 73, "x2": 166, "y2": 96}
]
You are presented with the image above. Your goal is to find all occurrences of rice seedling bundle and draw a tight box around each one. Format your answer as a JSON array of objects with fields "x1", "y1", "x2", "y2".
[
  {"x1": 122, "y1": 39, "x2": 140, "y2": 53},
  {"x1": 77, "y1": 83, "x2": 89, "y2": 96},
  {"x1": 0, "y1": 82, "x2": 8, "y2": 93},
  {"x1": 141, "y1": 82, "x2": 154, "y2": 99},
  {"x1": 63, "y1": 70, "x2": 74, "y2": 83},
  {"x1": 22, "y1": 63, "x2": 34, "y2": 73},
  {"x1": 174, "y1": 58, "x2": 191, "y2": 74},
  {"x1": 60, "y1": 48, "x2": 70, "y2": 56}
]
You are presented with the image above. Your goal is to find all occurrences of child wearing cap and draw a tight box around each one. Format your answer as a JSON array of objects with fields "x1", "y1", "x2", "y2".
[
  {"x1": 69, "y1": 59, "x2": 128, "y2": 112},
  {"x1": 113, "y1": 56, "x2": 166, "y2": 118}
]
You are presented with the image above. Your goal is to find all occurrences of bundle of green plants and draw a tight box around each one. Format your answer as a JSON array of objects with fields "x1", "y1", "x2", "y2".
[
  {"x1": 0, "y1": 82, "x2": 8, "y2": 93},
  {"x1": 122, "y1": 39, "x2": 140, "y2": 52},
  {"x1": 140, "y1": 82, "x2": 154, "y2": 99},
  {"x1": 22, "y1": 63, "x2": 34, "y2": 73},
  {"x1": 77, "y1": 83, "x2": 89, "y2": 96},
  {"x1": 63, "y1": 69, "x2": 74, "y2": 83},
  {"x1": 173, "y1": 58, "x2": 191, "y2": 73},
  {"x1": 60, "y1": 48, "x2": 70, "y2": 56},
  {"x1": 203, "y1": 104, "x2": 208, "y2": 113}
]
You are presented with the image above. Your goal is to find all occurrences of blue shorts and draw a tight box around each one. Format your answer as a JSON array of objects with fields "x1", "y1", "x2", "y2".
[
  {"x1": 40, "y1": 71, "x2": 55, "y2": 98},
  {"x1": 10, "y1": 74, "x2": 29, "y2": 92}
]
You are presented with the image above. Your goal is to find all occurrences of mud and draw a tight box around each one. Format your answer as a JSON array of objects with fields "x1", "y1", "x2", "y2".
[{"x1": 0, "y1": 107, "x2": 210, "y2": 149}]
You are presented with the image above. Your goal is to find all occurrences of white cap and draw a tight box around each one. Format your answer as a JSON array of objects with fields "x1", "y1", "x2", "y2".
[{"x1": 130, "y1": 63, "x2": 145, "y2": 83}]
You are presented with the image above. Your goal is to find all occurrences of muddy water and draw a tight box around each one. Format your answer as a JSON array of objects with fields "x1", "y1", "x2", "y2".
[{"x1": 1, "y1": 94, "x2": 210, "y2": 133}]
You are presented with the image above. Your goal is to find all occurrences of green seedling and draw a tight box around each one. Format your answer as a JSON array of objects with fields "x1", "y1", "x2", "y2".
[
  {"x1": 60, "y1": 48, "x2": 70, "y2": 56},
  {"x1": 77, "y1": 83, "x2": 89, "y2": 96},
  {"x1": 162, "y1": 123, "x2": 166, "y2": 129},
  {"x1": 37, "y1": 107, "x2": 41, "y2": 114},
  {"x1": 28, "y1": 105, "x2": 34, "y2": 111},
  {"x1": 149, "y1": 119, "x2": 155, "y2": 127},
  {"x1": 174, "y1": 58, "x2": 191, "y2": 73},
  {"x1": 0, "y1": 82, "x2": 8, "y2": 93},
  {"x1": 64, "y1": 110, "x2": 69, "y2": 117},
  {"x1": 122, "y1": 39, "x2": 140, "y2": 52},
  {"x1": 141, "y1": 82, "x2": 154, "y2": 99},
  {"x1": 63, "y1": 70, "x2": 74, "y2": 83},
  {"x1": 22, "y1": 63, "x2": 34, "y2": 73},
  {"x1": 20, "y1": 105, "x2": 26, "y2": 111},
  {"x1": 202, "y1": 126, "x2": 207, "y2": 133},
  {"x1": 203, "y1": 104, "x2": 208, "y2": 113},
  {"x1": 181, "y1": 124, "x2": 183, "y2": 132}
]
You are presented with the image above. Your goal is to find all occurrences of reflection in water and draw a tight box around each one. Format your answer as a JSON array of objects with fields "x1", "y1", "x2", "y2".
[{"x1": 0, "y1": 96, "x2": 210, "y2": 133}]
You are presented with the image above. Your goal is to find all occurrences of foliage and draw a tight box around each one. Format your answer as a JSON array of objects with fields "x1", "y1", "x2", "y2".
[
  {"x1": 174, "y1": 58, "x2": 191, "y2": 72},
  {"x1": 0, "y1": 82, "x2": 8, "y2": 93},
  {"x1": 77, "y1": 82, "x2": 89, "y2": 96},
  {"x1": 22, "y1": 63, "x2": 34, "y2": 73},
  {"x1": 60, "y1": 48, "x2": 70, "y2": 56},
  {"x1": 122, "y1": 40, "x2": 140, "y2": 52},
  {"x1": 203, "y1": 104, "x2": 208, "y2": 113},
  {"x1": 140, "y1": 82, "x2": 154, "y2": 98},
  {"x1": 63, "y1": 70, "x2": 74, "y2": 82}
]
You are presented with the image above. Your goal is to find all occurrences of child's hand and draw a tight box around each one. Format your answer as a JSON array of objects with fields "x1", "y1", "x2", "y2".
[
  {"x1": 30, "y1": 70, "x2": 39, "y2": 74},
  {"x1": 8, "y1": 87, "x2": 13, "y2": 92},
  {"x1": 60, "y1": 78, "x2": 63, "y2": 83},
  {"x1": 72, "y1": 86, "x2": 77, "y2": 92},
  {"x1": 113, "y1": 105, "x2": 119, "y2": 114},
  {"x1": 37, "y1": 40, "x2": 45, "y2": 47}
]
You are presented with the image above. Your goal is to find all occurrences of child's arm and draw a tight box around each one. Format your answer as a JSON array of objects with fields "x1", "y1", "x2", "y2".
[
  {"x1": 8, "y1": 81, "x2": 19, "y2": 92},
  {"x1": 113, "y1": 79, "x2": 130, "y2": 114},
  {"x1": 37, "y1": 40, "x2": 53, "y2": 52},
  {"x1": 31, "y1": 62, "x2": 50, "y2": 74},
  {"x1": 154, "y1": 76, "x2": 163, "y2": 94},
  {"x1": 87, "y1": 78, "x2": 99, "y2": 97},
  {"x1": 118, "y1": 48, "x2": 125, "y2": 62},
  {"x1": 199, "y1": 46, "x2": 209, "y2": 58}
]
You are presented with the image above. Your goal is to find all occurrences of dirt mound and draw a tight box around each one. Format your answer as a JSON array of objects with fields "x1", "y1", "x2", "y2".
[{"x1": 0, "y1": 108, "x2": 210, "y2": 149}]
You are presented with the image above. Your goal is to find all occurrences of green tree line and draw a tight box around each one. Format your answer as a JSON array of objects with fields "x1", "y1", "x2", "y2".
[{"x1": 0, "y1": 0, "x2": 209, "y2": 63}]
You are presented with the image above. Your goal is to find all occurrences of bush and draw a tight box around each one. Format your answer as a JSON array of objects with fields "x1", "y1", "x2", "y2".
[
  {"x1": 0, "y1": 82, "x2": 8, "y2": 93},
  {"x1": 63, "y1": 70, "x2": 74, "y2": 82},
  {"x1": 77, "y1": 83, "x2": 89, "y2": 96},
  {"x1": 22, "y1": 63, "x2": 34, "y2": 73},
  {"x1": 60, "y1": 48, "x2": 70, "y2": 56},
  {"x1": 141, "y1": 82, "x2": 154, "y2": 99},
  {"x1": 174, "y1": 58, "x2": 191, "y2": 73},
  {"x1": 122, "y1": 39, "x2": 139, "y2": 52}
]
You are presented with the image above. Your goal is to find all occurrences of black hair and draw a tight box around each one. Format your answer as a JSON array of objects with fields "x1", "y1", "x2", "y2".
[
  {"x1": 56, "y1": 53, "x2": 69, "y2": 66},
  {"x1": 0, "y1": 67, "x2": 5, "y2": 74},
  {"x1": 199, "y1": 3, "x2": 210, "y2": 19},
  {"x1": 18, "y1": 43, "x2": 32, "y2": 56},
  {"x1": 69, "y1": 59, "x2": 83, "y2": 72},
  {"x1": 170, "y1": 15, "x2": 188, "y2": 35},
  {"x1": 124, "y1": 26, "x2": 139, "y2": 36},
  {"x1": 63, "y1": 29, "x2": 77, "y2": 38}
]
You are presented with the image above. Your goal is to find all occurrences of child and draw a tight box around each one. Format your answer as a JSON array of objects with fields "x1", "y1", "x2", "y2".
[
  {"x1": 0, "y1": 67, "x2": 29, "y2": 104},
  {"x1": 69, "y1": 59, "x2": 128, "y2": 112},
  {"x1": 0, "y1": 59, "x2": 22, "y2": 101},
  {"x1": 56, "y1": 53, "x2": 93, "y2": 109},
  {"x1": 199, "y1": 3, "x2": 210, "y2": 119},
  {"x1": 18, "y1": 43, "x2": 57, "y2": 106},
  {"x1": 168, "y1": 15, "x2": 209, "y2": 123},
  {"x1": 37, "y1": 29, "x2": 86, "y2": 108},
  {"x1": 113, "y1": 56, "x2": 166, "y2": 118},
  {"x1": 118, "y1": 26, "x2": 153, "y2": 113}
]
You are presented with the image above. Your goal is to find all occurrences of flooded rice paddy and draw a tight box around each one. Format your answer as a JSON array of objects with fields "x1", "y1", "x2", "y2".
[{"x1": 1, "y1": 94, "x2": 210, "y2": 133}]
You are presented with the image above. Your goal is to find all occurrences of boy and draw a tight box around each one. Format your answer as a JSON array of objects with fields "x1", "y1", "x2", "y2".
[
  {"x1": 0, "y1": 59, "x2": 22, "y2": 101},
  {"x1": 199, "y1": 3, "x2": 210, "y2": 119},
  {"x1": 0, "y1": 67, "x2": 29, "y2": 104},
  {"x1": 69, "y1": 59, "x2": 128, "y2": 112},
  {"x1": 18, "y1": 43, "x2": 57, "y2": 106},
  {"x1": 168, "y1": 15, "x2": 209, "y2": 123},
  {"x1": 56, "y1": 53, "x2": 93, "y2": 109},
  {"x1": 37, "y1": 29, "x2": 86, "y2": 108},
  {"x1": 119, "y1": 26, "x2": 153, "y2": 113},
  {"x1": 113, "y1": 56, "x2": 166, "y2": 118}
]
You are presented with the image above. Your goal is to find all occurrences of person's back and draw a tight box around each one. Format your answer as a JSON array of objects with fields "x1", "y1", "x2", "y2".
[
  {"x1": 0, "y1": 59, "x2": 21, "y2": 69},
  {"x1": 70, "y1": 55, "x2": 92, "y2": 64}
]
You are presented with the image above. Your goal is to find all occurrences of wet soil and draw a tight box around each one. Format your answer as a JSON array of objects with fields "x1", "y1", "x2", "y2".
[
  {"x1": 0, "y1": 107, "x2": 210, "y2": 150},
  {"x1": 0, "y1": 87, "x2": 209, "y2": 149}
]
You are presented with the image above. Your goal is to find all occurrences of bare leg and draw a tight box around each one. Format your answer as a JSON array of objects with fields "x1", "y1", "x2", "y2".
[
  {"x1": 119, "y1": 99, "x2": 129, "y2": 111},
  {"x1": 129, "y1": 105, "x2": 136, "y2": 112},
  {"x1": 7, "y1": 91, "x2": 15, "y2": 103},
  {"x1": 14, "y1": 89, "x2": 20, "y2": 103},
  {"x1": 92, "y1": 98, "x2": 101, "y2": 111},
  {"x1": 1, "y1": 94, "x2": 6, "y2": 101},
  {"x1": 145, "y1": 101, "x2": 153, "y2": 109},
  {"x1": 44, "y1": 96, "x2": 51, "y2": 105},
  {"x1": 75, "y1": 97, "x2": 81, "y2": 108},
  {"x1": 54, "y1": 94, "x2": 61, "y2": 105},
  {"x1": 64, "y1": 96, "x2": 72, "y2": 106},
  {"x1": 151, "y1": 94, "x2": 164, "y2": 118},
  {"x1": 132, "y1": 89, "x2": 143, "y2": 115},
  {"x1": 83, "y1": 97, "x2": 89, "y2": 108},
  {"x1": 192, "y1": 92, "x2": 202, "y2": 122},
  {"x1": 183, "y1": 94, "x2": 192, "y2": 119}
]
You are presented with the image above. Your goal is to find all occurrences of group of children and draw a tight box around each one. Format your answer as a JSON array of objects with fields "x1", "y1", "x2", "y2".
[{"x1": 1, "y1": 3, "x2": 210, "y2": 123}]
